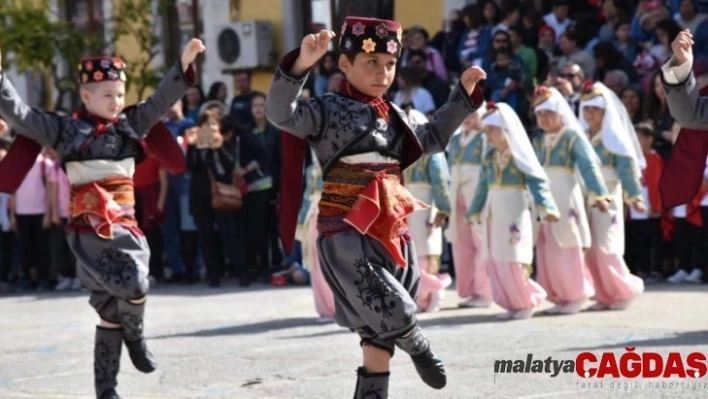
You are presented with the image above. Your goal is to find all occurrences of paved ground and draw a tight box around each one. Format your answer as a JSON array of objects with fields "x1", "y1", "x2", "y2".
[{"x1": 0, "y1": 280, "x2": 707, "y2": 399}]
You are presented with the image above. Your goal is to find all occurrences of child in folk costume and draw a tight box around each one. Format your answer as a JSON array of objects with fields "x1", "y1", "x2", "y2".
[
  {"x1": 578, "y1": 82, "x2": 646, "y2": 310},
  {"x1": 295, "y1": 147, "x2": 335, "y2": 322},
  {"x1": 403, "y1": 109, "x2": 453, "y2": 313},
  {"x1": 445, "y1": 103, "x2": 494, "y2": 308},
  {"x1": 530, "y1": 86, "x2": 611, "y2": 315},
  {"x1": 267, "y1": 18, "x2": 485, "y2": 397},
  {"x1": 0, "y1": 40, "x2": 205, "y2": 399},
  {"x1": 467, "y1": 102, "x2": 559, "y2": 320}
]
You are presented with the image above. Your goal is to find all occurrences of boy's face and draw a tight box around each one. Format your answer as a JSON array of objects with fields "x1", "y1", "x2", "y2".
[
  {"x1": 81, "y1": 80, "x2": 126, "y2": 120},
  {"x1": 339, "y1": 53, "x2": 397, "y2": 98}
]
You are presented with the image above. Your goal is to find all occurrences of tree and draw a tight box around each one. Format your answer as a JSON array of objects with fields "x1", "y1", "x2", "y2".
[
  {"x1": 0, "y1": 0, "x2": 173, "y2": 109},
  {"x1": 0, "y1": 0, "x2": 105, "y2": 110},
  {"x1": 112, "y1": 0, "x2": 174, "y2": 102}
]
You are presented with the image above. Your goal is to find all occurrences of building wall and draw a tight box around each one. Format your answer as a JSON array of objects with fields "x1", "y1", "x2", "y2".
[
  {"x1": 238, "y1": 0, "x2": 285, "y2": 94},
  {"x1": 112, "y1": 0, "x2": 153, "y2": 105},
  {"x1": 198, "y1": 1, "x2": 448, "y2": 101},
  {"x1": 229, "y1": 0, "x2": 446, "y2": 95},
  {"x1": 395, "y1": 0, "x2": 444, "y2": 38}
]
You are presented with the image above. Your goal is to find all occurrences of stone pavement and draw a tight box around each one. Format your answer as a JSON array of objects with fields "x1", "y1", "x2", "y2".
[{"x1": 0, "y1": 281, "x2": 707, "y2": 399}]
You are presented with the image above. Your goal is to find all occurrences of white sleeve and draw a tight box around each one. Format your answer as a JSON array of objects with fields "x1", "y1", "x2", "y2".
[{"x1": 661, "y1": 55, "x2": 694, "y2": 84}]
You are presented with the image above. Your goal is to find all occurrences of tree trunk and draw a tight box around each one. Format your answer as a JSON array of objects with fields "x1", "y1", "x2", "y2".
[
  {"x1": 190, "y1": 0, "x2": 202, "y2": 84},
  {"x1": 41, "y1": 67, "x2": 54, "y2": 111}
]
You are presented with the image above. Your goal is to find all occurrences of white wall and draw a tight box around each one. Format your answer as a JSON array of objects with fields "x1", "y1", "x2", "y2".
[{"x1": 201, "y1": 0, "x2": 232, "y2": 100}]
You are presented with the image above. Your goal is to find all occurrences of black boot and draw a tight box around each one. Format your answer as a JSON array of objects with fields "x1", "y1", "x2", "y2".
[
  {"x1": 353, "y1": 367, "x2": 389, "y2": 399},
  {"x1": 94, "y1": 326, "x2": 123, "y2": 399},
  {"x1": 117, "y1": 300, "x2": 156, "y2": 373},
  {"x1": 394, "y1": 326, "x2": 446, "y2": 389}
]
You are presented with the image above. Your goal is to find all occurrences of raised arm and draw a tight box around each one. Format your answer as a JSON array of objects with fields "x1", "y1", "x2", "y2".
[
  {"x1": 406, "y1": 67, "x2": 486, "y2": 155},
  {"x1": 661, "y1": 30, "x2": 708, "y2": 130},
  {"x1": 265, "y1": 32, "x2": 333, "y2": 140},
  {"x1": 127, "y1": 39, "x2": 204, "y2": 137},
  {"x1": 0, "y1": 65, "x2": 61, "y2": 146}
]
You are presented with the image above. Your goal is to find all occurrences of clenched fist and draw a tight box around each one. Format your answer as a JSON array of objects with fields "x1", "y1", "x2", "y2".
[
  {"x1": 292, "y1": 30, "x2": 336, "y2": 75},
  {"x1": 460, "y1": 66, "x2": 487, "y2": 95},
  {"x1": 181, "y1": 38, "x2": 206, "y2": 71},
  {"x1": 671, "y1": 29, "x2": 694, "y2": 65}
]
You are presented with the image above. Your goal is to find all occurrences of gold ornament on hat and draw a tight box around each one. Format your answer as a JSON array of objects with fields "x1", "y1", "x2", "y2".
[
  {"x1": 531, "y1": 85, "x2": 553, "y2": 107},
  {"x1": 362, "y1": 38, "x2": 376, "y2": 53}
]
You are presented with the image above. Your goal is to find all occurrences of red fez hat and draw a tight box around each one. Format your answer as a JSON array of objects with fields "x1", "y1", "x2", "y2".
[
  {"x1": 339, "y1": 17, "x2": 403, "y2": 57},
  {"x1": 78, "y1": 56, "x2": 127, "y2": 85}
]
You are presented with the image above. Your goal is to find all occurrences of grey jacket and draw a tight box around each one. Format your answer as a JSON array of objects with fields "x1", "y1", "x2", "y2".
[
  {"x1": 0, "y1": 60, "x2": 192, "y2": 163},
  {"x1": 265, "y1": 63, "x2": 483, "y2": 176},
  {"x1": 662, "y1": 56, "x2": 708, "y2": 130}
]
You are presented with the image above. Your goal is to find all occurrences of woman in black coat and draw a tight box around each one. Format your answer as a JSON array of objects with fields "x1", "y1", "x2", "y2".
[{"x1": 186, "y1": 109, "x2": 248, "y2": 287}]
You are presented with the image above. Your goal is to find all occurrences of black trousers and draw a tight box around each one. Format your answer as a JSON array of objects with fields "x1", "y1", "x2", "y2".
[
  {"x1": 50, "y1": 219, "x2": 76, "y2": 278},
  {"x1": 16, "y1": 214, "x2": 50, "y2": 281},
  {"x1": 0, "y1": 230, "x2": 15, "y2": 282},
  {"x1": 243, "y1": 189, "x2": 272, "y2": 276},
  {"x1": 673, "y1": 217, "x2": 703, "y2": 272},
  {"x1": 194, "y1": 206, "x2": 245, "y2": 283},
  {"x1": 630, "y1": 218, "x2": 664, "y2": 275}
]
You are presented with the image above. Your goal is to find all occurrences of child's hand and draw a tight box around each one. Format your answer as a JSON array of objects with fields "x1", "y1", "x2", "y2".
[
  {"x1": 460, "y1": 66, "x2": 487, "y2": 95},
  {"x1": 671, "y1": 29, "x2": 693, "y2": 65},
  {"x1": 632, "y1": 201, "x2": 647, "y2": 214},
  {"x1": 184, "y1": 127, "x2": 198, "y2": 145},
  {"x1": 543, "y1": 213, "x2": 559, "y2": 223},
  {"x1": 181, "y1": 38, "x2": 206, "y2": 69},
  {"x1": 42, "y1": 213, "x2": 51, "y2": 229},
  {"x1": 210, "y1": 132, "x2": 223, "y2": 148},
  {"x1": 292, "y1": 30, "x2": 336, "y2": 75},
  {"x1": 595, "y1": 199, "x2": 610, "y2": 213}
]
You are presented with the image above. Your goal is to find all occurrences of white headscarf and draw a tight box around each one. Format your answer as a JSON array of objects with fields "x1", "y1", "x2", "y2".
[
  {"x1": 579, "y1": 82, "x2": 646, "y2": 170},
  {"x1": 483, "y1": 103, "x2": 548, "y2": 180},
  {"x1": 534, "y1": 86, "x2": 601, "y2": 164}
]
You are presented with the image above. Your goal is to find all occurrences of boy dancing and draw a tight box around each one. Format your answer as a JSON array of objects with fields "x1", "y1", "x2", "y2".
[
  {"x1": 266, "y1": 17, "x2": 485, "y2": 397},
  {"x1": 0, "y1": 39, "x2": 205, "y2": 399}
]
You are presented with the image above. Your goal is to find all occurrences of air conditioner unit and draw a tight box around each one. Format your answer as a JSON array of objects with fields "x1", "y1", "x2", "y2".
[{"x1": 213, "y1": 21, "x2": 273, "y2": 70}]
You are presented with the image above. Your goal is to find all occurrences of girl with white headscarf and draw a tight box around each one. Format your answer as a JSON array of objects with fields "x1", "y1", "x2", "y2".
[
  {"x1": 445, "y1": 103, "x2": 493, "y2": 309},
  {"x1": 467, "y1": 102, "x2": 558, "y2": 319},
  {"x1": 579, "y1": 82, "x2": 645, "y2": 310},
  {"x1": 529, "y1": 86, "x2": 610, "y2": 315},
  {"x1": 404, "y1": 109, "x2": 453, "y2": 313},
  {"x1": 295, "y1": 147, "x2": 336, "y2": 322}
]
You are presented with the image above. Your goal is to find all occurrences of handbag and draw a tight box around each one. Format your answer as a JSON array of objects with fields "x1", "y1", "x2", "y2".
[
  {"x1": 209, "y1": 138, "x2": 247, "y2": 211},
  {"x1": 209, "y1": 169, "x2": 243, "y2": 211}
]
